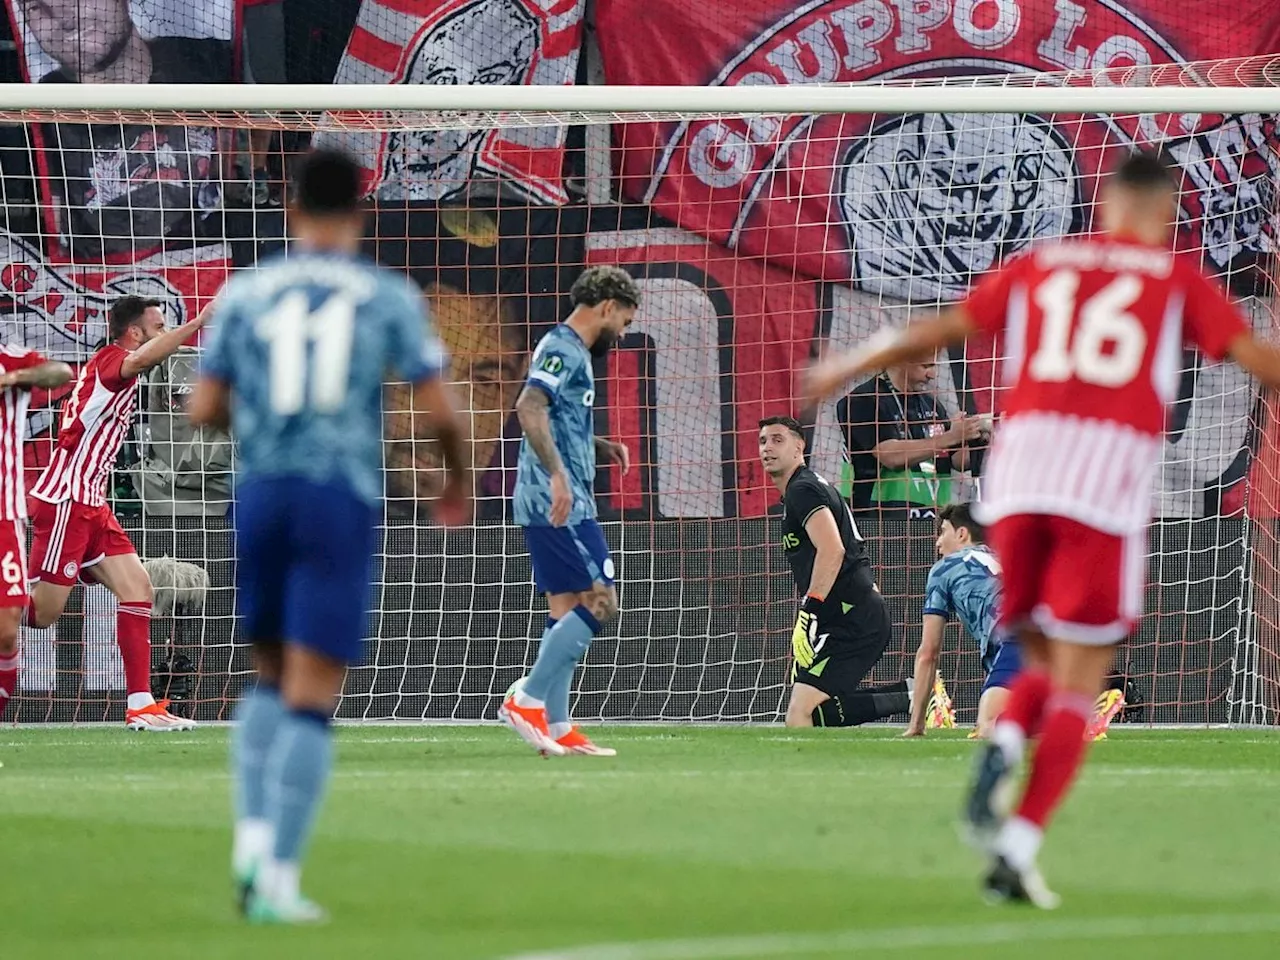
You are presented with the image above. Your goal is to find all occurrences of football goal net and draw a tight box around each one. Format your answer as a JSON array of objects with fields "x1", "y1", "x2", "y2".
[{"x1": 1, "y1": 56, "x2": 1278, "y2": 724}]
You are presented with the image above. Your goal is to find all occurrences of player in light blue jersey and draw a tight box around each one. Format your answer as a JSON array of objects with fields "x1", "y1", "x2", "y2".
[
  {"x1": 904, "y1": 503, "x2": 1021, "y2": 739},
  {"x1": 499, "y1": 266, "x2": 637, "y2": 757},
  {"x1": 189, "y1": 149, "x2": 470, "y2": 923}
]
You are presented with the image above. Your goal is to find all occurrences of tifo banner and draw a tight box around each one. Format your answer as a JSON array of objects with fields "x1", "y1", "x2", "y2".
[
  {"x1": 3, "y1": 0, "x2": 235, "y2": 262},
  {"x1": 598, "y1": 0, "x2": 1280, "y2": 301},
  {"x1": 0, "y1": 227, "x2": 231, "y2": 483},
  {"x1": 321, "y1": 0, "x2": 586, "y2": 204},
  {"x1": 583, "y1": 221, "x2": 1266, "y2": 520}
]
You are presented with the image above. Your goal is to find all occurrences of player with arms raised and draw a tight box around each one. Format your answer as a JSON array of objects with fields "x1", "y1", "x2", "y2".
[
  {"x1": 807, "y1": 152, "x2": 1280, "y2": 906},
  {"x1": 190, "y1": 149, "x2": 470, "y2": 922},
  {"x1": 499, "y1": 266, "x2": 636, "y2": 757},
  {"x1": 28, "y1": 294, "x2": 209, "y2": 730},
  {"x1": 0, "y1": 348, "x2": 73, "y2": 718},
  {"x1": 904, "y1": 503, "x2": 1018, "y2": 739}
]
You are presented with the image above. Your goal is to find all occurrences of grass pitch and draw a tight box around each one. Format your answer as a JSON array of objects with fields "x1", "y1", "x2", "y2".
[{"x1": 1, "y1": 726, "x2": 1276, "y2": 959}]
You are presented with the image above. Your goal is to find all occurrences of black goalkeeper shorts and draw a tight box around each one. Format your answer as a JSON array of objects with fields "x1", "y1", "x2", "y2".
[{"x1": 791, "y1": 591, "x2": 891, "y2": 698}]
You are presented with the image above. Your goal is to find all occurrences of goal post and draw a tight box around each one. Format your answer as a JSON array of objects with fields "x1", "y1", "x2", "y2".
[{"x1": 1, "y1": 59, "x2": 1278, "y2": 725}]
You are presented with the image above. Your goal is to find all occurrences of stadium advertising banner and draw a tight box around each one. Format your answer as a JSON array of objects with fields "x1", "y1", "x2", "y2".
[
  {"x1": 318, "y1": 0, "x2": 586, "y2": 204},
  {"x1": 598, "y1": 0, "x2": 1280, "y2": 300}
]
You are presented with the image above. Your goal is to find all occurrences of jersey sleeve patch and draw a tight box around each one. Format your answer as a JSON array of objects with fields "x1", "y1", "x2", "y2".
[{"x1": 527, "y1": 350, "x2": 572, "y2": 392}]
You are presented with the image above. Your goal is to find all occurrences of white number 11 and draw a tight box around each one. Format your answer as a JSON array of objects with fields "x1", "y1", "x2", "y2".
[{"x1": 257, "y1": 290, "x2": 356, "y2": 415}]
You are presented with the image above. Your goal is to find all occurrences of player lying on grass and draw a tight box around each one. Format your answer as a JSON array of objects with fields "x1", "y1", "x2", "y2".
[
  {"x1": 28, "y1": 294, "x2": 209, "y2": 731},
  {"x1": 190, "y1": 148, "x2": 471, "y2": 922},
  {"x1": 499, "y1": 266, "x2": 637, "y2": 757},
  {"x1": 903, "y1": 503, "x2": 1018, "y2": 739},
  {"x1": 760, "y1": 416, "x2": 913, "y2": 727},
  {"x1": 805, "y1": 151, "x2": 1280, "y2": 908},
  {"x1": 0, "y1": 349, "x2": 73, "y2": 720}
]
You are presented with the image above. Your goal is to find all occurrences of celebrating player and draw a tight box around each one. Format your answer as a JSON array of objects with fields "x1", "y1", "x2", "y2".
[
  {"x1": 189, "y1": 149, "x2": 471, "y2": 923},
  {"x1": 498, "y1": 265, "x2": 637, "y2": 758},
  {"x1": 760, "y1": 416, "x2": 912, "y2": 727},
  {"x1": 0, "y1": 348, "x2": 73, "y2": 719},
  {"x1": 806, "y1": 151, "x2": 1280, "y2": 907},
  {"x1": 903, "y1": 503, "x2": 1018, "y2": 739},
  {"x1": 27, "y1": 294, "x2": 208, "y2": 731}
]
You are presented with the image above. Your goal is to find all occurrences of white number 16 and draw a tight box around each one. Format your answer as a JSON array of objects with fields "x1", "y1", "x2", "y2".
[
  {"x1": 1029, "y1": 270, "x2": 1146, "y2": 387},
  {"x1": 257, "y1": 290, "x2": 356, "y2": 416}
]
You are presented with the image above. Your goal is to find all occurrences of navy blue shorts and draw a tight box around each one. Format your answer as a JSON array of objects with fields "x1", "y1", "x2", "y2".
[
  {"x1": 235, "y1": 476, "x2": 376, "y2": 664},
  {"x1": 982, "y1": 640, "x2": 1022, "y2": 696},
  {"x1": 523, "y1": 520, "x2": 615, "y2": 595}
]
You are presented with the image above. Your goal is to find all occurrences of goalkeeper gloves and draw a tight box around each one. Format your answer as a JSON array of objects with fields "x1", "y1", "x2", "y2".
[{"x1": 791, "y1": 594, "x2": 827, "y2": 672}]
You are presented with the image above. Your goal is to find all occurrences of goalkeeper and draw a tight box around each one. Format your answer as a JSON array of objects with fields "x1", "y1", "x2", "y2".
[{"x1": 760, "y1": 417, "x2": 912, "y2": 727}]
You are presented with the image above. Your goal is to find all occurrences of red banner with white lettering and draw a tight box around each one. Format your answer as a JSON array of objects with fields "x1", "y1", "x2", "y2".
[{"x1": 599, "y1": 0, "x2": 1280, "y2": 300}]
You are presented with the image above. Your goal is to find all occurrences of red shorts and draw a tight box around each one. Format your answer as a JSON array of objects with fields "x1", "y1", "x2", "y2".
[
  {"x1": 29, "y1": 499, "x2": 136, "y2": 587},
  {"x1": 0, "y1": 519, "x2": 29, "y2": 606},
  {"x1": 989, "y1": 513, "x2": 1146, "y2": 647}
]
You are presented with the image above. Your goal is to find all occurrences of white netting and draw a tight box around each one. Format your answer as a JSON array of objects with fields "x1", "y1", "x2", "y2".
[{"x1": 2, "y1": 61, "x2": 1278, "y2": 724}]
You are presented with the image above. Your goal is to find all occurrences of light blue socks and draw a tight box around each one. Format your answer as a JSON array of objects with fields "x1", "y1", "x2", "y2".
[{"x1": 522, "y1": 607, "x2": 601, "y2": 719}]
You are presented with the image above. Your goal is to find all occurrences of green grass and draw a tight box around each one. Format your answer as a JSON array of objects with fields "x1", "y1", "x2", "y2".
[{"x1": 1, "y1": 726, "x2": 1277, "y2": 959}]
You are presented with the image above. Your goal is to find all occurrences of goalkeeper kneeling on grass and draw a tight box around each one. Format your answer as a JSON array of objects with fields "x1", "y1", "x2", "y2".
[{"x1": 759, "y1": 416, "x2": 913, "y2": 727}]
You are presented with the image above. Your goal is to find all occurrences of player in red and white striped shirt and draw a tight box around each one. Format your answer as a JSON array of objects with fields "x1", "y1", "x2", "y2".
[
  {"x1": 807, "y1": 152, "x2": 1280, "y2": 907},
  {"x1": 0, "y1": 347, "x2": 72, "y2": 719},
  {"x1": 28, "y1": 295, "x2": 208, "y2": 731}
]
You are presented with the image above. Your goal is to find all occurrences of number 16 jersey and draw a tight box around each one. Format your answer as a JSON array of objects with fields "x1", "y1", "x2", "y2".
[
  {"x1": 202, "y1": 250, "x2": 447, "y2": 506},
  {"x1": 963, "y1": 234, "x2": 1249, "y2": 535}
]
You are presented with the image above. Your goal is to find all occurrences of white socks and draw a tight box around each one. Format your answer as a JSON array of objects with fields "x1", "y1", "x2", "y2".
[
  {"x1": 257, "y1": 858, "x2": 301, "y2": 905},
  {"x1": 548, "y1": 722, "x2": 572, "y2": 740},
  {"x1": 990, "y1": 719, "x2": 1026, "y2": 766},
  {"x1": 996, "y1": 816, "x2": 1043, "y2": 871},
  {"x1": 232, "y1": 818, "x2": 274, "y2": 878},
  {"x1": 127, "y1": 692, "x2": 156, "y2": 711},
  {"x1": 514, "y1": 689, "x2": 545, "y2": 710}
]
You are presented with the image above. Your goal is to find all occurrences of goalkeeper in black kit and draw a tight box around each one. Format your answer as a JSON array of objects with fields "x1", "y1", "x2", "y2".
[{"x1": 759, "y1": 416, "x2": 913, "y2": 727}]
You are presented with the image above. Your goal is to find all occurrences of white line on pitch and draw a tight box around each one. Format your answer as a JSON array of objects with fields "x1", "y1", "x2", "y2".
[{"x1": 501, "y1": 912, "x2": 1280, "y2": 960}]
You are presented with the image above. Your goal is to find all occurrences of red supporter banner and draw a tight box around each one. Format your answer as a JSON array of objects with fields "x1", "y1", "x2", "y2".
[
  {"x1": 320, "y1": 0, "x2": 586, "y2": 204},
  {"x1": 598, "y1": 0, "x2": 1280, "y2": 300},
  {"x1": 0, "y1": 229, "x2": 231, "y2": 486},
  {"x1": 586, "y1": 223, "x2": 1266, "y2": 520}
]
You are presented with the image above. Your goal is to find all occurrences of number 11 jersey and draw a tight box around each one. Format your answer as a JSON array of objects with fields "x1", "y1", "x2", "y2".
[
  {"x1": 202, "y1": 250, "x2": 447, "y2": 506},
  {"x1": 963, "y1": 233, "x2": 1249, "y2": 535}
]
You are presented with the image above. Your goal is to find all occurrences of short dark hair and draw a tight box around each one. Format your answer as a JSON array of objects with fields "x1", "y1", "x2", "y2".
[
  {"x1": 294, "y1": 148, "x2": 363, "y2": 216},
  {"x1": 938, "y1": 502, "x2": 984, "y2": 543},
  {"x1": 1113, "y1": 150, "x2": 1176, "y2": 192},
  {"x1": 570, "y1": 266, "x2": 640, "y2": 309},
  {"x1": 758, "y1": 415, "x2": 805, "y2": 441},
  {"x1": 109, "y1": 296, "x2": 163, "y2": 340}
]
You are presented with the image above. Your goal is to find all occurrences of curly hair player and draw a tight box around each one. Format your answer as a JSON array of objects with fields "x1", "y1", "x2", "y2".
[
  {"x1": 499, "y1": 266, "x2": 637, "y2": 757},
  {"x1": 807, "y1": 151, "x2": 1280, "y2": 907}
]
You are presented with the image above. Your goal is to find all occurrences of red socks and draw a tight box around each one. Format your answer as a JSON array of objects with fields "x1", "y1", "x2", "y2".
[
  {"x1": 1001, "y1": 668, "x2": 1052, "y2": 737},
  {"x1": 0, "y1": 645, "x2": 18, "y2": 717},
  {"x1": 117, "y1": 601, "x2": 153, "y2": 696},
  {"x1": 1015, "y1": 691, "x2": 1094, "y2": 828}
]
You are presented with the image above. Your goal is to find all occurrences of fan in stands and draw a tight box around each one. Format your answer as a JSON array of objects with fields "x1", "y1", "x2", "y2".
[
  {"x1": 0, "y1": 346, "x2": 73, "y2": 721},
  {"x1": 24, "y1": 296, "x2": 208, "y2": 731}
]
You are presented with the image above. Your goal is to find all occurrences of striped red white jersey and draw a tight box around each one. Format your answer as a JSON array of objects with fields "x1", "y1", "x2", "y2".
[
  {"x1": 31, "y1": 344, "x2": 139, "y2": 508},
  {"x1": 964, "y1": 233, "x2": 1251, "y2": 535},
  {"x1": 0, "y1": 344, "x2": 47, "y2": 520}
]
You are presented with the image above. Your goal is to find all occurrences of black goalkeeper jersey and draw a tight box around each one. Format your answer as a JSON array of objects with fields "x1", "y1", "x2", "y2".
[{"x1": 780, "y1": 465, "x2": 876, "y2": 604}]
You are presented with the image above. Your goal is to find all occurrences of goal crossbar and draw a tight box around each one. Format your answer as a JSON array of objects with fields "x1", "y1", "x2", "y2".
[{"x1": 2, "y1": 79, "x2": 1279, "y2": 124}]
